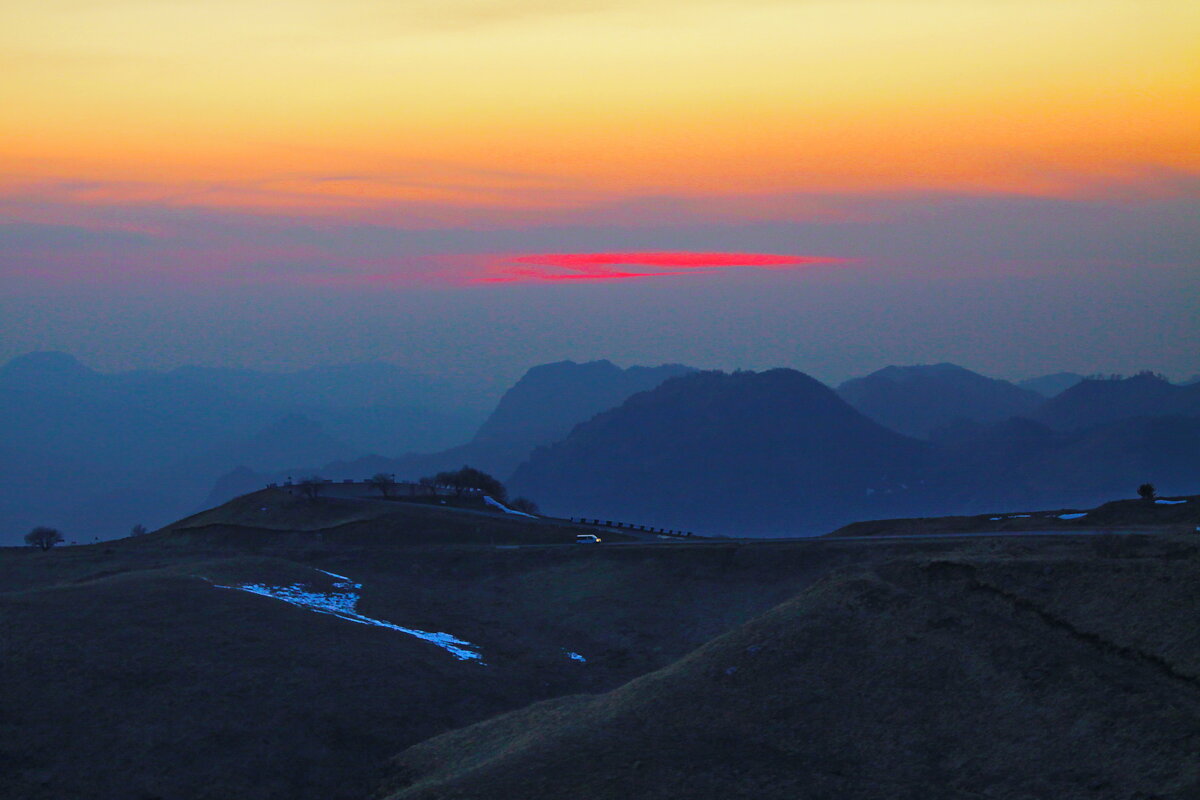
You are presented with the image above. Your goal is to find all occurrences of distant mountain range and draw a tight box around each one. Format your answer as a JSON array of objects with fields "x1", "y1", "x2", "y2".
[
  {"x1": 377, "y1": 359, "x2": 695, "y2": 480},
  {"x1": 202, "y1": 360, "x2": 697, "y2": 505},
  {"x1": 1028, "y1": 371, "x2": 1200, "y2": 431},
  {"x1": 511, "y1": 369, "x2": 930, "y2": 535},
  {"x1": 3, "y1": 352, "x2": 1199, "y2": 543},
  {"x1": 0, "y1": 352, "x2": 485, "y2": 543},
  {"x1": 836, "y1": 362, "x2": 1042, "y2": 438},
  {"x1": 1017, "y1": 371, "x2": 1085, "y2": 397},
  {"x1": 511, "y1": 368, "x2": 1200, "y2": 535}
]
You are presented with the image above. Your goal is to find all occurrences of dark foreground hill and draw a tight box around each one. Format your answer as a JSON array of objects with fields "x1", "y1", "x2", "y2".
[
  {"x1": 511, "y1": 369, "x2": 931, "y2": 536},
  {"x1": 0, "y1": 511, "x2": 889, "y2": 800},
  {"x1": 3, "y1": 493, "x2": 1198, "y2": 800},
  {"x1": 829, "y1": 493, "x2": 1200, "y2": 537},
  {"x1": 383, "y1": 536, "x2": 1200, "y2": 800}
]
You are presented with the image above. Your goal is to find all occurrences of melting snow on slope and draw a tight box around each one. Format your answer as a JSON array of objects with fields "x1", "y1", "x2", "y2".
[
  {"x1": 211, "y1": 572, "x2": 484, "y2": 662},
  {"x1": 564, "y1": 650, "x2": 587, "y2": 663},
  {"x1": 1156, "y1": 499, "x2": 1187, "y2": 505},
  {"x1": 1058, "y1": 513, "x2": 1087, "y2": 520},
  {"x1": 483, "y1": 495, "x2": 535, "y2": 517}
]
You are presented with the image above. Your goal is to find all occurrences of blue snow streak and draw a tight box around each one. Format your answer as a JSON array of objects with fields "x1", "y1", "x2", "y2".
[{"x1": 213, "y1": 576, "x2": 484, "y2": 662}]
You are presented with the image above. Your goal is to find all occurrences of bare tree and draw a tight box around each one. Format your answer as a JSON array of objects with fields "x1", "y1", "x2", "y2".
[
  {"x1": 298, "y1": 476, "x2": 325, "y2": 501},
  {"x1": 130, "y1": 523, "x2": 149, "y2": 537},
  {"x1": 426, "y1": 466, "x2": 507, "y2": 501},
  {"x1": 25, "y1": 526, "x2": 64, "y2": 551},
  {"x1": 366, "y1": 472, "x2": 397, "y2": 499}
]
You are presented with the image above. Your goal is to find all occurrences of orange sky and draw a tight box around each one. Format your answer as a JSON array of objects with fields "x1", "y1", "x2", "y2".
[{"x1": 2, "y1": 0, "x2": 1198, "y2": 217}]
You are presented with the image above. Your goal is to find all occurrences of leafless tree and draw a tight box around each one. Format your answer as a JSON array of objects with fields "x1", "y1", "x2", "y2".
[
  {"x1": 298, "y1": 476, "x2": 325, "y2": 501},
  {"x1": 367, "y1": 472, "x2": 397, "y2": 498},
  {"x1": 25, "y1": 526, "x2": 64, "y2": 551}
]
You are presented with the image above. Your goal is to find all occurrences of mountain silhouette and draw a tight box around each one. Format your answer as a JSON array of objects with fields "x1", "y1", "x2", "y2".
[
  {"x1": 1017, "y1": 371, "x2": 1085, "y2": 397},
  {"x1": 837, "y1": 363, "x2": 1041, "y2": 438},
  {"x1": 292, "y1": 359, "x2": 697, "y2": 485},
  {"x1": 510, "y1": 369, "x2": 930, "y2": 535},
  {"x1": 1030, "y1": 372, "x2": 1200, "y2": 431}
]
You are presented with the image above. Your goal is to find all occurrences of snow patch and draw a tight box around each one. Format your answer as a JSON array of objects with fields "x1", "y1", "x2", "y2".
[
  {"x1": 565, "y1": 651, "x2": 587, "y2": 663},
  {"x1": 1058, "y1": 513, "x2": 1087, "y2": 520},
  {"x1": 315, "y1": 568, "x2": 355, "y2": 583},
  {"x1": 483, "y1": 495, "x2": 535, "y2": 517},
  {"x1": 1156, "y1": 499, "x2": 1187, "y2": 505},
  {"x1": 211, "y1": 572, "x2": 483, "y2": 662}
]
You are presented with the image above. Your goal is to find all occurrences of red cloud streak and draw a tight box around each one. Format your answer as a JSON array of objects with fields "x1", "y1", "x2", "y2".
[{"x1": 472, "y1": 251, "x2": 844, "y2": 283}]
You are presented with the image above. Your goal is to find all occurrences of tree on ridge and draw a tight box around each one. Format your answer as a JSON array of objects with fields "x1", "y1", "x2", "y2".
[
  {"x1": 367, "y1": 473, "x2": 398, "y2": 498},
  {"x1": 25, "y1": 526, "x2": 64, "y2": 551}
]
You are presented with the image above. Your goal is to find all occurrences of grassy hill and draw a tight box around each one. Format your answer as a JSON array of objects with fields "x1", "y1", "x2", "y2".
[
  {"x1": 383, "y1": 533, "x2": 1200, "y2": 799},
  {"x1": 154, "y1": 487, "x2": 609, "y2": 548},
  {"x1": 829, "y1": 494, "x2": 1200, "y2": 538},
  {"x1": 3, "y1": 491, "x2": 1198, "y2": 799},
  {"x1": 0, "y1": 507, "x2": 871, "y2": 800}
]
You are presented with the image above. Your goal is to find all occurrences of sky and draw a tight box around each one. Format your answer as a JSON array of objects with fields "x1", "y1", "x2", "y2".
[{"x1": 2, "y1": 0, "x2": 1198, "y2": 392}]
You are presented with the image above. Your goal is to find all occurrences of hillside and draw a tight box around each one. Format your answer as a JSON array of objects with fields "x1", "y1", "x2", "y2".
[
  {"x1": 1030, "y1": 372, "x2": 1200, "y2": 431},
  {"x1": 0, "y1": 353, "x2": 480, "y2": 543},
  {"x1": 160, "y1": 486, "x2": 604, "y2": 548},
  {"x1": 4, "y1": 492, "x2": 1198, "y2": 799},
  {"x1": 510, "y1": 369, "x2": 931, "y2": 536},
  {"x1": 339, "y1": 359, "x2": 695, "y2": 480},
  {"x1": 829, "y1": 493, "x2": 1199, "y2": 537},
  {"x1": 0, "y1": 514, "x2": 903, "y2": 800},
  {"x1": 383, "y1": 534, "x2": 1200, "y2": 800},
  {"x1": 927, "y1": 414, "x2": 1200, "y2": 513},
  {"x1": 202, "y1": 360, "x2": 695, "y2": 508},
  {"x1": 1017, "y1": 371, "x2": 1084, "y2": 397},
  {"x1": 837, "y1": 362, "x2": 1042, "y2": 438},
  {"x1": 508, "y1": 369, "x2": 1200, "y2": 534}
]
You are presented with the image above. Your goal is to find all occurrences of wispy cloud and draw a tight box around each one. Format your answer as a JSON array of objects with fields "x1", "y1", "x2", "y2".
[{"x1": 469, "y1": 251, "x2": 845, "y2": 283}]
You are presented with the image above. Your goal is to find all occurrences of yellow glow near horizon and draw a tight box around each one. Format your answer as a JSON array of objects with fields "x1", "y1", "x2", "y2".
[{"x1": 2, "y1": 0, "x2": 1198, "y2": 211}]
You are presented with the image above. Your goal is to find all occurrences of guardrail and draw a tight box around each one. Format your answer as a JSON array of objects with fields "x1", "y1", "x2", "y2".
[{"x1": 569, "y1": 518, "x2": 695, "y2": 538}]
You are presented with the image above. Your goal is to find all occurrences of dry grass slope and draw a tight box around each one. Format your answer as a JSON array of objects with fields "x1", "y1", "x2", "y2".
[{"x1": 384, "y1": 535, "x2": 1200, "y2": 800}]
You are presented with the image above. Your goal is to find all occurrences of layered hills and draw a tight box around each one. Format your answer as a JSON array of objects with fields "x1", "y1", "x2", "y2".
[
  {"x1": 0, "y1": 353, "x2": 483, "y2": 543},
  {"x1": 200, "y1": 359, "x2": 695, "y2": 508},
  {"x1": 511, "y1": 369, "x2": 931, "y2": 535},
  {"x1": 1030, "y1": 371, "x2": 1200, "y2": 431},
  {"x1": 6, "y1": 352, "x2": 1199, "y2": 544},
  {"x1": 837, "y1": 362, "x2": 1042, "y2": 438},
  {"x1": 369, "y1": 359, "x2": 695, "y2": 480},
  {"x1": 511, "y1": 369, "x2": 1200, "y2": 535}
]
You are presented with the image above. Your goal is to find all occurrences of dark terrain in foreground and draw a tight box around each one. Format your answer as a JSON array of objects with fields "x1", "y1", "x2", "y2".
[{"x1": 2, "y1": 493, "x2": 1198, "y2": 799}]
